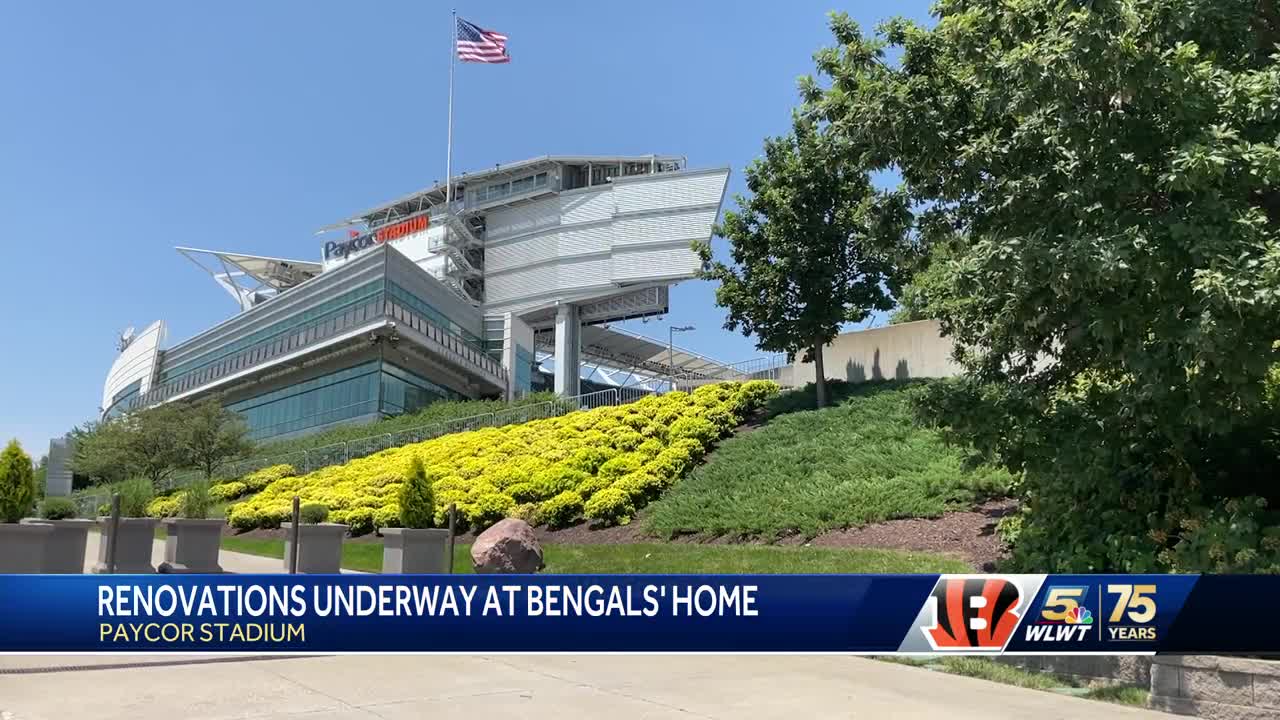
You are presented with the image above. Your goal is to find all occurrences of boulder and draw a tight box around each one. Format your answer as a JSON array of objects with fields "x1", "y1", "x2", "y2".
[{"x1": 471, "y1": 518, "x2": 544, "y2": 574}]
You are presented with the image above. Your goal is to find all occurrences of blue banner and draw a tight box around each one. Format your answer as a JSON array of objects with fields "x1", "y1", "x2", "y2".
[{"x1": 0, "y1": 573, "x2": 1274, "y2": 654}]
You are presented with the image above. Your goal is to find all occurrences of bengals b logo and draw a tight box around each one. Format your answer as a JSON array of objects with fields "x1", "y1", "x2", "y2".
[{"x1": 921, "y1": 577, "x2": 1022, "y2": 651}]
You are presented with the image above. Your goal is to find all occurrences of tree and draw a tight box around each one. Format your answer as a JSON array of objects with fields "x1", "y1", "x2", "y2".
[
  {"x1": 69, "y1": 419, "x2": 135, "y2": 485},
  {"x1": 124, "y1": 402, "x2": 188, "y2": 487},
  {"x1": 180, "y1": 396, "x2": 253, "y2": 481},
  {"x1": 697, "y1": 114, "x2": 908, "y2": 408},
  {"x1": 69, "y1": 405, "x2": 186, "y2": 488},
  {"x1": 32, "y1": 455, "x2": 47, "y2": 499},
  {"x1": 807, "y1": 2, "x2": 1280, "y2": 570},
  {"x1": 0, "y1": 440, "x2": 36, "y2": 523}
]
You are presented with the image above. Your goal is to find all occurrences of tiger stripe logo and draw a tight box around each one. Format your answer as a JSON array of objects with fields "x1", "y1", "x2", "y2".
[{"x1": 921, "y1": 577, "x2": 1022, "y2": 651}]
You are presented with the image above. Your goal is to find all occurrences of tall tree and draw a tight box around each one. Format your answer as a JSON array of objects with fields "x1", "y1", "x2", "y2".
[
  {"x1": 125, "y1": 402, "x2": 188, "y2": 487},
  {"x1": 697, "y1": 115, "x2": 908, "y2": 408},
  {"x1": 69, "y1": 419, "x2": 135, "y2": 485},
  {"x1": 807, "y1": 1, "x2": 1280, "y2": 570},
  {"x1": 180, "y1": 397, "x2": 253, "y2": 481}
]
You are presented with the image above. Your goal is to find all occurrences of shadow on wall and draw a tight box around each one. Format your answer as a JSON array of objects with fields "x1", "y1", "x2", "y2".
[{"x1": 846, "y1": 348, "x2": 911, "y2": 383}]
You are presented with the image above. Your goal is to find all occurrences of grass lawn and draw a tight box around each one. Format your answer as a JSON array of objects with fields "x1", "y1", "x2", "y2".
[
  {"x1": 218, "y1": 537, "x2": 971, "y2": 574},
  {"x1": 877, "y1": 656, "x2": 1150, "y2": 707},
  {"x1": 645, "y1": 380, "x2": 1014, "y2": 539}
]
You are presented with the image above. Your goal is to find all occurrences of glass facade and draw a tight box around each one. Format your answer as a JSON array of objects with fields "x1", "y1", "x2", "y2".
[
  {"x1": 160, "y1": 280, "x2": 386, "y2": 382},
  {"x1": 514, "y1": 345, "x2": 534, "y2": 394},
  {"x1": 227, "y1": 360, "x2": 461, "y2": 440},
  {"x1": 104, "y1": 379, "x2": 143, "y2": 419}
]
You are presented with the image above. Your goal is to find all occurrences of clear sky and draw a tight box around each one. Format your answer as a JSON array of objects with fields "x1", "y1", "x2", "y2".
[{"x1": 0, "y1": 1, "x2": 931, "y2": 460}]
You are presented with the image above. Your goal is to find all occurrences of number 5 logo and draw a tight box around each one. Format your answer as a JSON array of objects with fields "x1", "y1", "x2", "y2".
[{"x1": 1107, "y1": 584, "x2": 1157, "y2": 623}]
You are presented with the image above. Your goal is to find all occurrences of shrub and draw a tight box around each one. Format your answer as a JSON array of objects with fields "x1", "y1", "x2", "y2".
[
  {"x1": 668, "y1": 416, "x2": 719, "y2": 445},
  {"x1": 576, "y1": 474, "x2": 613, "y2": 499},
  {"x1": 584, "y1": 487, "x2": 634, "y2": 525},
  {"x1": 40, "y1": 497, "x2": 77, "y2": 520},
  {"x1": 598, "y1": 453, "x2": 644, "y2": 482},
  {"x1": 0, "y1": 440, "x2": 36, "y2": 523},
  {"x1": 537, "y1": 491, "x2": 584, "y2": 528},
  {"x1": 470, "y1": 492, "x2": 516, "y2": 528},
  {"x1": 181, "y1": 480, "x2": 213, "y2": 519},
  {"x1": 146, "y1": 494, "x2": 182, "y2": 518},
  {"x1": 118, "y1": 478, "x2": 155, "y2": 518},
  {"x1": 613, "y1": 471, "x2": 664, "y2": 502},
  {"x1": 337, "y1": 507, "x2": 374, "y2": 535},
  {"x1": 398, "y1": 456, "x2": 435, "y2": 529},
  {"x1": 226, "y1": 382, "x2": 777, "y2": 530},
  {"x1": 228, "y1": 505, "x2": 258, "y2": 531},
  {"x1": 373, "y1": 504, "x2": 401, "y2": 529},
  {"x1": 299, "y1": 503, "x2": 329, "y2": 524},
  {"x1": 531, "y1": 466, "x2": 589, "y2": 497},
  {"x1": 241, "y1": 464, "x2": 298, "y2": 492},
  {"x1": 1164, "y1": 496, "x2": 1280, "y2": 574},
  {"x1": 210, "y1": 481, "x2": 248, "y2": 502}
]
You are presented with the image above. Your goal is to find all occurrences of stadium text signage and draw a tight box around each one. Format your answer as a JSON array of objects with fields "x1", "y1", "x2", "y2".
[{"x1": 324, "y1": 215, "x2": 429, "y2": 261}]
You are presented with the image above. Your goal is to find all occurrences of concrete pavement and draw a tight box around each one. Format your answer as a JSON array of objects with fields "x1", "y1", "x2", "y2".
[{"x1": 0, "y1": 654, "x2": 1172, "y2": 719}]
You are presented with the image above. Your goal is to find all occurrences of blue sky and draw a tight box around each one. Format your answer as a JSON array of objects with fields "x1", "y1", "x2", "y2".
[{"x1": 0, "y1": 1, "x2": 931, "y2": 459}]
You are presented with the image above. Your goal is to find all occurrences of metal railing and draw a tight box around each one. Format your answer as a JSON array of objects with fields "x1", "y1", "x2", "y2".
[{"x1": 669, "y1": 355, "x2": 790, "y2": 390}]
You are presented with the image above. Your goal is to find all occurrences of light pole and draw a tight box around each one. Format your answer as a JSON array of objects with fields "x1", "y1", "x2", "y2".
[{"x1": 668, "y1": 325, "x2": 695, "y2": 390}]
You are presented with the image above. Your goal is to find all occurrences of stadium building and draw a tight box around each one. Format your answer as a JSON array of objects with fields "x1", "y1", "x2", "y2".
[{"x1": 100, "y1": 155, "x2": 743, "y2": 441}]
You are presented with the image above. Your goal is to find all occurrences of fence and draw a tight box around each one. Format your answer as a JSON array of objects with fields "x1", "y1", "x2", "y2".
[
  {"x1": 669, "y1": 355, "x2": 789, "y2": 391},
  {"x1": 72, "y1": 387, "x2": 645, "y2": 516}
]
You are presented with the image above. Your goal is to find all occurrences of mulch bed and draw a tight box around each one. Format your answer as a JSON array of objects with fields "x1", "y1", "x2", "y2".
[{"x1": 801, "y1": 498, "x2": 1017, "y2": 572}]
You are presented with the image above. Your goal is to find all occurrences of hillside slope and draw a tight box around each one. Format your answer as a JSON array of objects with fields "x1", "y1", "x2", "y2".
[{"x1": 645, "y1": 381, "x2": 1014, "y2": 540}]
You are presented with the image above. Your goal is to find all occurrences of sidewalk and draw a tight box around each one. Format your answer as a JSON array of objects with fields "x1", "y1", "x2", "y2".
[
  {"x1": 83, "y1": 530, "x2": 363, "y2": 574},
  {"x1": 0, "y1": 654, "x2": 1172, "y2": 719}
]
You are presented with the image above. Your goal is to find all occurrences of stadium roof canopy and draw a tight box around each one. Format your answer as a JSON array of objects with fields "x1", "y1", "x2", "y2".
[
  {"x1": 535, "y1": 324, "x2": 741, "y2": 384},
  {"x1": 176, "y1": 247, "x2": 322, "y2": 312}
]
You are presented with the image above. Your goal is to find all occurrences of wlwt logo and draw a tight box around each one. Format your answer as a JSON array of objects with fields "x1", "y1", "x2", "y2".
[{"x1": 920, "y1": 577, "x2": 1023, "y2": 651}]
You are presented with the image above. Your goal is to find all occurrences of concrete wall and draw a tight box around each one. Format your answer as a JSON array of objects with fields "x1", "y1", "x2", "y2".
[{"x1": 783, "y1": 319, "x2": 960, "y2": 387}]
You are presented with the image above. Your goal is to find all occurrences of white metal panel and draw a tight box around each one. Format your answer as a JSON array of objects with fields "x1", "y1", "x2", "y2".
[
  {"x1": 612, "y1": 247, "x2": 702, "y2": 283},
  {"x1": 485, "y1": 265, "x2": 557, "y2": 305},
  {"x1": 611, "y1": 209, "x2": 718, "y2": 247},
  {"x1": 557, "y1": 224, "x2": 614, "y2": 257},
  {"x1": 559, "y1": 256, "x2": 612, "y2": 289},
  {"x1": 560, "y1": 188, "x2": 615, "y2": 225},
  {"x1": 613, "y1": 170, "x2": 729, "y2": 215},
  {"x1": 486, "y1": 234, "x2": 560, "y2": 272},
  {"x1": 102, "y1": 320, "x2": 166, "y2": 411},
  {"x1": 485, "y1": 196, "x2": 561, "y2": 241}
]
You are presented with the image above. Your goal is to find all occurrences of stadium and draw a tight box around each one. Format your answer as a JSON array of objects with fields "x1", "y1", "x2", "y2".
[{"x1": 99, "y1": 155, "x2": 751, "y2": 442}]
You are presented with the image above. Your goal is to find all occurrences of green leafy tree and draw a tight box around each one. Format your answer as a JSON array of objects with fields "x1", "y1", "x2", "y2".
[
  {"x1": 807, "y1": 2, "x2": 1280, "y2": 570},
  {"x1": 32, "y1": 455, "x2": 47, "y2": 499},
  {"x1": 180, "y1": 397, "x2": 254, "y2": 482},
  {"x1": 69, "y1": 420, "x2": 134, "y2": 485},
  {"x1": 69, "y1": 404, "x2": 186, "y2": 488},
  {"x1": 0, "y1": 440, "x2": 36, "y2": 523},
  {"x1": 125, "y1": 403, "x2": 188, "y2": 487},
  {"x1": 398, "y1": 456, "x2": 435, "y2": 529},
  {"x1": 698, "y1": 114, "x2": 908, "y2": 407}
]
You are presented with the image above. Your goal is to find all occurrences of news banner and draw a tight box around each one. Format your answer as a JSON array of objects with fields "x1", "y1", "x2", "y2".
[{"x1": 0, "y1": 574, "x2": 1275, "y2": 654}]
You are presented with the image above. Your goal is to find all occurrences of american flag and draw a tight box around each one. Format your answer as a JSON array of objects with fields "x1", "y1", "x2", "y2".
[{"x1": 456, "y1": 18, "x2": 509, "y2": 64}]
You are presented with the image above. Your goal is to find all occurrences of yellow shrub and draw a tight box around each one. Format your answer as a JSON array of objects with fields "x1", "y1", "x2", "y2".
[{"x1": 230, "y1": 381, "x2": 778, "y2": 532}]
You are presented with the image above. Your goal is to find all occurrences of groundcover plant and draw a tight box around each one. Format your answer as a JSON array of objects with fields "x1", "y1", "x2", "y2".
[{"x1": 225, "y1": 381, "x2": 779, "y2": 534}]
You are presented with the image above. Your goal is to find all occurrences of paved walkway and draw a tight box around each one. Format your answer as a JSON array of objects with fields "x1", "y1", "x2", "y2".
[
  {"x1": 0, "y1": 654, "x2": 1170, "y2": 719},
  {"x1": 83, "y1": 531, "x2": 363, "y2": 574}
]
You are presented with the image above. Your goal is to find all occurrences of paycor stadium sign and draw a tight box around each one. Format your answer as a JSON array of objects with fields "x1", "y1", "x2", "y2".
[{"x1": 324, "y1": 215, "x2": 430, "y2": 261}]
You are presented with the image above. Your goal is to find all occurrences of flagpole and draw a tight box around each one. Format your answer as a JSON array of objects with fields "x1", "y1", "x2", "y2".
[{"x1": 445, "y1": 9, "x2": 456, "y2": 211}]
